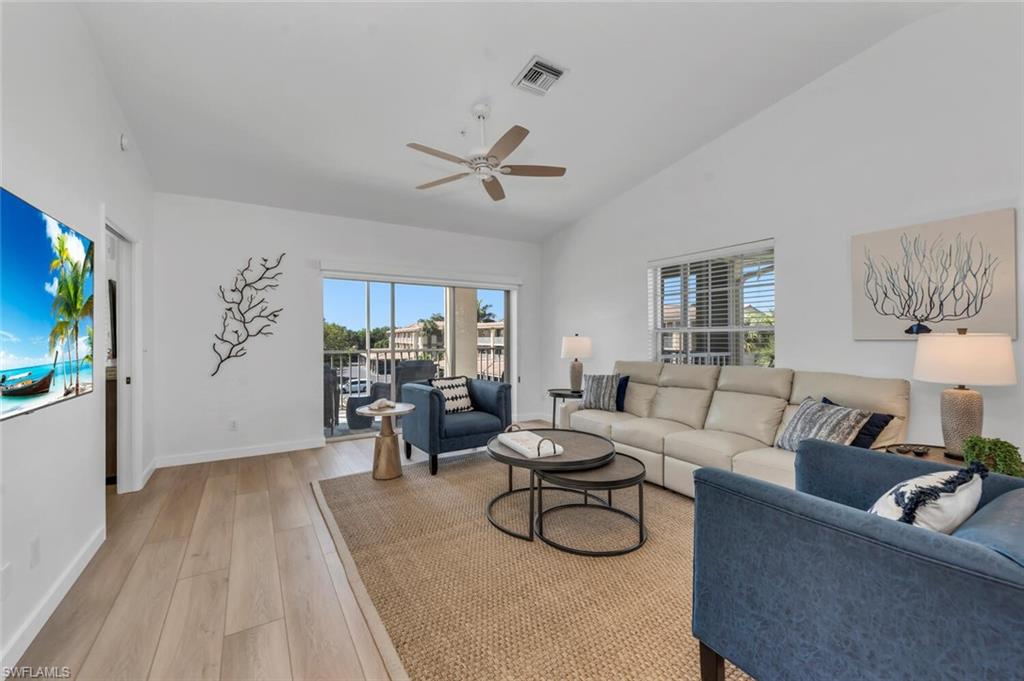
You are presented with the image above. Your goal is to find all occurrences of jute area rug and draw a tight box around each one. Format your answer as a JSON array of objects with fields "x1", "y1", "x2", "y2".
[{"x1": 315, "y1": 452, "x2": 750, "y2": 681}]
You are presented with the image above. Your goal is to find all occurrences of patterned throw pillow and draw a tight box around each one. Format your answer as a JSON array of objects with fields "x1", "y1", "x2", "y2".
[
  {"x1": 582, "y1": 373, "x2": 620, "y2": 412},
  {"x1": 822, "y1": 397, "x2": 894, "y2": 449},
  {"x1": 429, "y1": 376, "x2": 473, "y2": 414},
  {"x1": 775, "y1": 397, "x2": 872, "y2": 452},
  {"x1": 869, "y1": 461, "x2": 988, "y2": 533}
]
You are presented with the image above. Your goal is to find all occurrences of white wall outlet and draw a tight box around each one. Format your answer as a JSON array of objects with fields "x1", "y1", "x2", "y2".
[
  {"x1": 228, "y1": 419, "x2": 238, "y2": 431},
  {"x1": 0, "y1": 562, "x2": 11, "y2": 601},
  {"x1": 29, "y1": 537, "x2": 41, "y2": 569}
]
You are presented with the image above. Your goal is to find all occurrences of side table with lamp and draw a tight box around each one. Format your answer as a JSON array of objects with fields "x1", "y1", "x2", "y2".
[
  {"x1": 560, "y1": 334, "x2": 592, "y2": 392},
  {"x1": 911, "y1": 328, "x2": 1017, "y2": 461}
]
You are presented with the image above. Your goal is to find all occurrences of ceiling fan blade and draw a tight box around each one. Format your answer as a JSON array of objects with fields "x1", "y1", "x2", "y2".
[
  {"x1": 486, "y1": 125, "x2": 529, "y2": 163},
  {"x1": 501, "y1": 164, "x2": 566, "y2": 177},
  {"x1": 482, "y1": 176, "x2": 506, "y2": 201},
  {"x1": 406, "y1": 143, "x2": 469, "y2": 166},
  {"x1": 416, "y1": 172, "x2": 471, "y2": 190}
]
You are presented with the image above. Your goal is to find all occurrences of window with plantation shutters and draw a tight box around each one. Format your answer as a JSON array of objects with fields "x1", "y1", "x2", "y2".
[{"x1": 648, "y1": 241, "x2": 775, "y2": 367}]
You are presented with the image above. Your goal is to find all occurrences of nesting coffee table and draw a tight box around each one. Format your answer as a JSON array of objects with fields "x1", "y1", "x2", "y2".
[{"x1": 485, "y1": 428, "x2": 647, "y2": 555}]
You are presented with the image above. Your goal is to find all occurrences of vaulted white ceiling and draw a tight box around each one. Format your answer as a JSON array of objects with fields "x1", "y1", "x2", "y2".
[{"x1": 79, "y1": 2, "x2": 941, "y2": 241}]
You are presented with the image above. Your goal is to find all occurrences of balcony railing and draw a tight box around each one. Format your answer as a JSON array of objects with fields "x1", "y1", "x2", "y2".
[{"x1": 324, "y1": 349, "x2": 447, "y2": 395}]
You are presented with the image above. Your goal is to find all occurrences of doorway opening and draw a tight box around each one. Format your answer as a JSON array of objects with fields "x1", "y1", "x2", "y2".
[
  {"x1": 322, "y1": 278, "x2": 511, "y2": 441},
  {"x1": 104, "y1": 226, "x2": 133, "y2": 488}
]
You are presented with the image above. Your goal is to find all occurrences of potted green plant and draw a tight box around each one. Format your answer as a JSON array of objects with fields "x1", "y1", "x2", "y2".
[{"x1": 962, "y1": 435, "x2": 1024, "y2": 478}]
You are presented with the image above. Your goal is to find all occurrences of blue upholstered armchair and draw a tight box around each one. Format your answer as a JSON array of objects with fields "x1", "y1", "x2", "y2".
[
  {"x1": 692, "y1": 440, "x2": 1024, "y2": 681},
  {"x1": 401, "y1": 379, "x2": 512, "y2": 475}
]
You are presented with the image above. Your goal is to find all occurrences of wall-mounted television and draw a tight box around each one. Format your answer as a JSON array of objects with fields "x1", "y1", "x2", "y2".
[{"x1": 1, "y1": 188, "x2": 94, "y2": 420}]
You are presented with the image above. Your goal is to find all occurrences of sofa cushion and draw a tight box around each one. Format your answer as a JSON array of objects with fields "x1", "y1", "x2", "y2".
[
  {"x1": 612, "y1": 360, "x2": 663, "y2": 385},
  {"x1": 650, "y1": 387, "x2": 713, "y2": 429},
  {"x1": 664, "y1": 429, "x2": 763, "y2": 470},
  {"x1": 570, "y1": 409, "x2": 637, "y2": 439},
  {"x1": 613, "y1": 361, "x2": 661, "y2": 417},
  {"x1": 442, "y1": 410, "x2": 502, "y2": 439},
  {"x1": 658, "y1": 363, "x2": 720, "y2": 390},
  {"x1": 953, "y1": 489, "x2": 1024, "y2": 568},
  {"x1": 791, "y1": 371, "x2": 909, "y2": 419},
  {"x1": 704, "y1": 391, "x2": 788, "y2": 445},
  {"x1": 611, "y1": 417, "x2": 692, "y2": 453},
  {"x1": 621, "y1": 382, "x2": 658, "y2": 418},
  {"x1": 791, "y1": 371, "x2": 910, "y2": 448},
  {"x1": 732, "y1": 447, "x2": 796, "y2": 489},
  {"x1": 716, "y1": 366, "x2": 794, "y2": 399}
]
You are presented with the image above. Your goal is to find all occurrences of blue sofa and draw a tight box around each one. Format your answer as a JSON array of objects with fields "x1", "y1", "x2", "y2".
[
  {"x1": 401, "y1": 379, "x2": 512, "y2": 475},
  {"x1": 692, "y1": 440, "x2": 1024, "y2": 681}
]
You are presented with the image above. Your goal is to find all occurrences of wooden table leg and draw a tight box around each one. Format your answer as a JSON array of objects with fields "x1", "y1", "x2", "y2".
[{"x1": 372, "y1": 415, "x2": 403, "y2": 480}]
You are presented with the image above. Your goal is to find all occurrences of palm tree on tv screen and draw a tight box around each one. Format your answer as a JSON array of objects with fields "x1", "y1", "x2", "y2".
[{"x1": 49, "y1": 238, "x2": 94, "y2": 394}]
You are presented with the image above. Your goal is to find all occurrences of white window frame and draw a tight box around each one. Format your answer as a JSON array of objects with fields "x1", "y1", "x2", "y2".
[{"x1": 648, "y1": 239, "x2": 775, "y2": 367}]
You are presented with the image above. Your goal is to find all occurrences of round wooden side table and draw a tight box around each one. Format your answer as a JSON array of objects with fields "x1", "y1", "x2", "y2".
[
  {"x1": 547, "y1": 388, "x2": 583, "y2": 427},
  {"x1": 356, "y1": 402, "x2": 416, "y2": 480}
]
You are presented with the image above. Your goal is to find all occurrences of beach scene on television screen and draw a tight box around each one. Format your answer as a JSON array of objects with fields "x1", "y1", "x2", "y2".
[{"x1": 1, "y1": 189, "x2": 95, "y2": 420}]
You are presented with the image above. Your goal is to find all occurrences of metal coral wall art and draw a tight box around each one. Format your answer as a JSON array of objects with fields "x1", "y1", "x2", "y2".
[
  {"x1": 851, "y1": 209, "x2": 1016, "y2": 339},
  {"x1": 211, "y1": 253, "x2": 285, "y2": 376}
]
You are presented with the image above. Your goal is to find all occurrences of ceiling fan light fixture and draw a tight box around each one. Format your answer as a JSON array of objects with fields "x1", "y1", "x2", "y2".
[{"x1": 406, "y1": 107, "x2": 566, "y2": 202}]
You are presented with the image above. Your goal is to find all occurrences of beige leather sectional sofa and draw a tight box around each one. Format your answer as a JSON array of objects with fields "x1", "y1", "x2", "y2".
[{"x1": 560, "y1": 361, "x2": 910, "y2": 497}]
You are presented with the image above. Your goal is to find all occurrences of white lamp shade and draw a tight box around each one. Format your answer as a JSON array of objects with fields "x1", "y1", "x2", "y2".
[
  {"x1": 912, "y1": 333, "x2": 1017, "y2": 386},
  {"x1": 561, "y1": 335, "x2": 592, "y2": 360}
]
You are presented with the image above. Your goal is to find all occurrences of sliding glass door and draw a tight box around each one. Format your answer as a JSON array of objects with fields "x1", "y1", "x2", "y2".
[{"x1": 322, "y1": 278, "x2": 511, "y2": 440}]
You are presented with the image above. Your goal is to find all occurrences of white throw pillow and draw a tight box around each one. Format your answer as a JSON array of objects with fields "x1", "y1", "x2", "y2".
[{"x1": 868, "y1": 462, "x2": 988, "y2": 533}]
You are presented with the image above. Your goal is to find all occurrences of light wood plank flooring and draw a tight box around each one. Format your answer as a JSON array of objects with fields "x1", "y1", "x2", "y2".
[{"x1": 18, "y1": 424, "x2": 546, "y2": 680}]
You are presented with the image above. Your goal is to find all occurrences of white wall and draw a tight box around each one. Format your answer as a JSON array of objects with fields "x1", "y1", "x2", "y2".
[
  {"x1": 148, "y1": 193, "x2": 545, "y2": 467},
  {"x1": 542, "y1": 3, "x2": 1024, "y2": 444},
  {"x1": 0, "y1": 4, "x2": 154, "y2": 667}
]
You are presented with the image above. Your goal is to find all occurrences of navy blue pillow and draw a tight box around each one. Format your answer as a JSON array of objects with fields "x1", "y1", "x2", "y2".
[
  {"x1": 615, "y1": 376, "x2": 630, "y2": 412},
  {"x1": 822, "y1": 397, "x2": 894, "y2": 449},
  {"x1": 953, "y1": 489, "x2": 1024, "y2": 569}
]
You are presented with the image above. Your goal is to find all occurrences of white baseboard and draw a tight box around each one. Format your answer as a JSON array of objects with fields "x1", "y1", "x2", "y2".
[
  {"x1": 1, "y1": 524, "x2": 106, "y2": 671},
  {"x1": 139, "y1": 458, "x2": 157, "y2": 490},
  {"x1": 153, "y1": 437, "x2": 327, "y2": 469},
  {"x1": 515, "y1": 412, "x2": 550, "y2": 424}
]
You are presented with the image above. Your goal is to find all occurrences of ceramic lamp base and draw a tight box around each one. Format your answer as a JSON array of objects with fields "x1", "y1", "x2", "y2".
[
  {"x1": 570, "y1": 360, "x2": 583, "y2": 392},
  {"x1": 940, "y1": 387, "x2": 983, "y2": 458}
]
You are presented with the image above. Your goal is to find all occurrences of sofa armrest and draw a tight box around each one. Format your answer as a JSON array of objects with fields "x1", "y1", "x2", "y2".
[
  {"x1": 795, "y1": 439, "x2": 1024, "y2": 511},
  {"x1": 559, "y1": 399, "x2": 583, "y2": 428},
  {"x1": 467, "y1": 380, "x2": 511, "y2": 427},
  {"x1": 692, "y1": 467, "x2": 1024, "y2": 680},
  {"x1": 401, "y1": 382, "x2": 444, "y2": 455}
]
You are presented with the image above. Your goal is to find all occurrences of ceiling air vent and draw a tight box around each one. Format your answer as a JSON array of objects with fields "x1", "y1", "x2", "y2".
[{"x1": 512, "y1": 56, "x2": 566, "y2": 96}]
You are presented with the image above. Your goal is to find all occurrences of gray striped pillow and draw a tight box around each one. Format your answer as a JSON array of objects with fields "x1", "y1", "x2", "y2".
[
  {"x1": 776, "y1": 398, "x2": 872, "y2": 452},
  {"x1": 582, "y1": 373, "x2": 620, "y2": 412}
]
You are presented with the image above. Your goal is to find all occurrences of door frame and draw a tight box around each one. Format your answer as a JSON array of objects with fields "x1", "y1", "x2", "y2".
[{"x1": 103, "y1": 216, "x2": 145, "y2": 493}]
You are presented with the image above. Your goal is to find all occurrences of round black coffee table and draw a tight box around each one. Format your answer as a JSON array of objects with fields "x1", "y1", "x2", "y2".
[
  {"x1": 535, "y1": 453, "x2": 647, "y2": 556},
  {"x1": 486, "y1": 428, "x2": 615, "y2": 541}
]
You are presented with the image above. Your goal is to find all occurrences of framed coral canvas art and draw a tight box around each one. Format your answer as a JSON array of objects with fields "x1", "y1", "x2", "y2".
[{"x1": 851, "y1": 208, "x2": 1016, "y2": 339}]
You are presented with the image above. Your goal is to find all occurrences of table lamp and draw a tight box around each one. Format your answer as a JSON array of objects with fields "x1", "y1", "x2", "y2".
[
  {"x1": 912, "y1": 329, "x2": 1017, "y2": 459},
  {"x1": 561, "y1": 334, "x2": 592, "y2": 392}
]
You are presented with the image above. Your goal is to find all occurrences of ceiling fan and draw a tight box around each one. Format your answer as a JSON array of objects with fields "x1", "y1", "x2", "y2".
[{"x1": 407, "y1": 103, "x2": 566, "y2": 202}]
